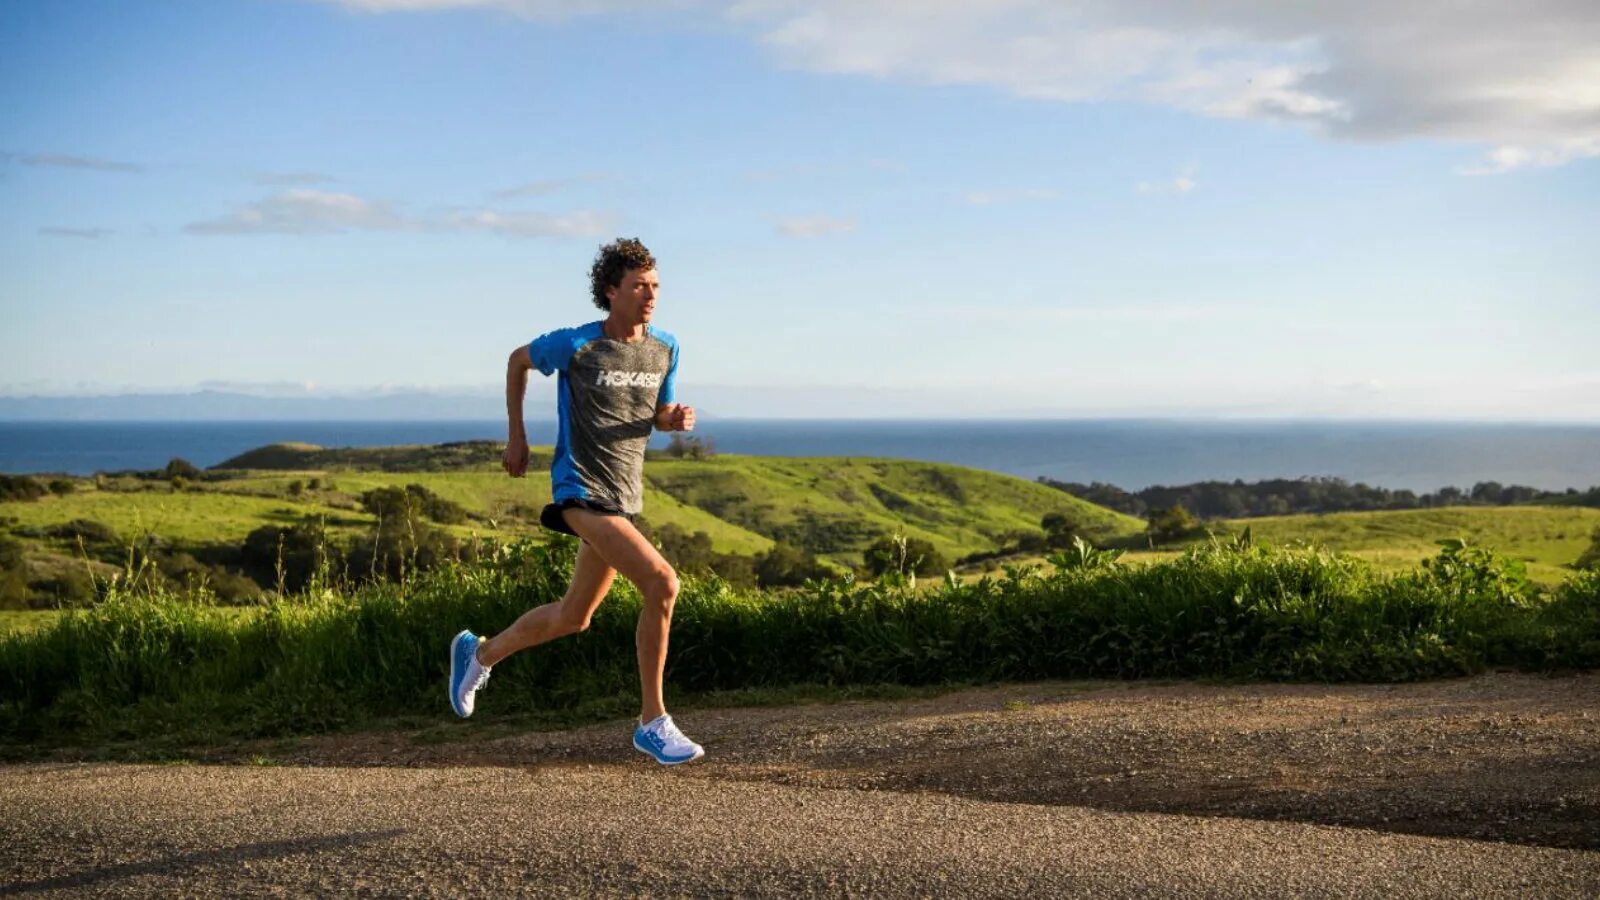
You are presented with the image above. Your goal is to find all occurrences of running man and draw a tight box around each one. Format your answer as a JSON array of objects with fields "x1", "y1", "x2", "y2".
[{"x1": 448, "y1": 237, "x2": 704, "y2": 765}]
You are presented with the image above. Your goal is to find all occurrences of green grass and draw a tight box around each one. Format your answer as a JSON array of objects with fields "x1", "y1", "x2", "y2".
[
  {"x1": 1, "y1": 487, "x2": 371, "y2": 545},
  {"x1": 6, "y1": 444, "x2": 1593, "y2": 595},
  {"x1": 3, "y1": 538, "x2": 1596, "y2": 751},
  {"x1": 1174, "y1": 506, "x2": 1600, "y2": 585},
  {"x1": 0, "y1": 610, "x2": 60, "y2": 635},
  {"x1": 3, "y1": 449, "x2": 1145, "y2": 574},
  {"x1": 644, "y1": 454, "x2": 1146, "y2": 566},
  {"x1": 977, "y1": 507, "x2": 1600, "y2": 586}
]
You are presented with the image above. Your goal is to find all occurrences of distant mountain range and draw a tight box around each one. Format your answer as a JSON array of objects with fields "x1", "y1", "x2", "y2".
[
  {"x1": 0, "y1": 385, "x2": 1077, "y2": 420},
  {"x1": 0, "y1": 389, "x2": 515, "y2": 421}
]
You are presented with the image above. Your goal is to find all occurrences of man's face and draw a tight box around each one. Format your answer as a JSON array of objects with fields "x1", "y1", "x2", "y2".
[{"x1": 606, "y1": 267, "x2": 659, "y2": 323}]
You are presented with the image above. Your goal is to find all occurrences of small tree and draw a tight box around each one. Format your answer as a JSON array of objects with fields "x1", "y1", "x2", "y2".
[
  {"x1": 665, "y1": 434, "x2": 717, "y2": 460},
  {"x1": 755, "y1": 542, "x2": 832, "y2": 587},
  {"x1": 0, "y1": 534, "x2": 31, "y2": 609},
  {"x1": 863, "y1": 534, "x2": 949, "y2": 577},
  {"x1": 164, "y1": 458, "x2": 202, "y2": 480},
  {"x1": 1576, "y1": 527, "x2": 1600, "y2": 572},
  {"x1": 1040, "y1": 512, "x2": 1083, "y2": 550},
  {"x1": 1146, "y1": 504, "x2": 1198, "y2": 545}
]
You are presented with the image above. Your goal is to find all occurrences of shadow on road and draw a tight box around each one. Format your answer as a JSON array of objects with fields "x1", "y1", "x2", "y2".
[
  {"x1": 230, "y1": 675, "x2": 1600, "y2": 851},
  {"x1": 0, "y1": 829, "x2": 408, "y2": 896}
]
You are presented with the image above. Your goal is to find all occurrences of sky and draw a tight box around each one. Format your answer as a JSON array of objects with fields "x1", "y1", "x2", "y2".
[{"x1": 2, "y1": 0, "x2": 1597, "y2": 420}]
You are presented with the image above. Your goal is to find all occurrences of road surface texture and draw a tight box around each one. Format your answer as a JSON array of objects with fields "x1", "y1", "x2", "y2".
[{"x1": 3, "y1": 672, "x2": 1598, "y2": 897}]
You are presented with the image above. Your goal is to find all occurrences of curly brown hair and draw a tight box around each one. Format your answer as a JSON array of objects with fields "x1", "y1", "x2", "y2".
[{"x1": 589, "y1": 238, "x2": 657, "y2": 311}]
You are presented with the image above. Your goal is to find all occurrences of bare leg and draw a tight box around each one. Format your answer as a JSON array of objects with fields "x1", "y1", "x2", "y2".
[
  {"x1": 560, "y1": 509, "x2": 679, "y2": 722},
  {"x1": 476, "y1": 540, "x2": 616, "y2": 668}
]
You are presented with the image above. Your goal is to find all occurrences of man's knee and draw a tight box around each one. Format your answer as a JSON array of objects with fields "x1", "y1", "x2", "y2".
[
  {"x1": 642, "y1": 565, "x2": 679, "y2": 609},
  {"x1": 561, "y1": 611, "x2": 593, "y2": 635}
]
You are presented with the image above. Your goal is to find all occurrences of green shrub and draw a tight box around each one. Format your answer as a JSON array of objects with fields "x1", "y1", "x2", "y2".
[
  {"x1": 43, "y1": 519, "x2": 120, "y2": 546},
  {"x1": 1575, "y1": 528, "x2": 1600, "y2": 572},
  {"x1": 2, "y1": 539, "x2": 1596, "y2": 747},
  {"x1": 241, "y1": 519, "x2": 341, "y2": 594},
  {"x1": 361, "y1": 484, "x2": 468, "y2": 526},
  {"x1": 863, "y1": 534, "x2": 948, "y2": 577},
  {"x1": 0, "y1": 475, "x2": 46, "y2": 503},
  {"x1": 755, "y1": 542, "x2": 832, "y2": 588},
  {"x1": 164, "y1": 458, "x2": 202, "y2": 480},
  {"x1": 1146, "y1": 504, "x2": 1199, "y2": 544}
]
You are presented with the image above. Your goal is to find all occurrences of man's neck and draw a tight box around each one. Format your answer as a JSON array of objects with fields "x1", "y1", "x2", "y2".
[{"x1": 601, "y1": 314, "x2": 646, "y2": 342}]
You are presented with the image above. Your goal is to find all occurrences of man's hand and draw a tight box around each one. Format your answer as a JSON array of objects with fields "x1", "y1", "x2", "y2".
[
  {"x1": 503, "y1": 434, "x2": 530, "y2": 477},
  {"x1": 656, "y1": 403, "x2": 695, "y2": 432}
]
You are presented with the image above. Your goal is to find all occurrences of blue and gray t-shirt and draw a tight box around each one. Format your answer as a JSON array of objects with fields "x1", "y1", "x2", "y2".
[{"x1": 528, "y1": 322, "x2": 679, "y2": 515}]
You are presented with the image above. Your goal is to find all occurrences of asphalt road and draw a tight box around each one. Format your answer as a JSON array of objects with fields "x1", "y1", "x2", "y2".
[{"x1": 4, "y1": 674, "x2": 1598, "y2": 897}]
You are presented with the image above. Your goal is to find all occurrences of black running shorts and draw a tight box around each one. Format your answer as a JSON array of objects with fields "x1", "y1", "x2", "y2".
[{"x1": 539, "y1": 497, "x2": 635, "y2": 538}]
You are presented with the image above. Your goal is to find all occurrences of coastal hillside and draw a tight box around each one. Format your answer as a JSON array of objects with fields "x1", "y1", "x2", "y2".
[{"x1": 0, "y1": 443, "x2": 1148, "y2": 607}]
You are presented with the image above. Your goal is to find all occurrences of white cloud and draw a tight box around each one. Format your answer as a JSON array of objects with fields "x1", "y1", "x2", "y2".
[
  {"x1": 962, "y1": 188, "x2": 1057, "y2": 206},
  {"x1": 935, "y1": 302, "x2": 1235, "y2": 324},
  {"x1": 325, "y1": 0, "x2": 688, "y2": 17},
  {"x1": 39, "y1": 227, "x2": 114, "y2": 239},
  {"x1": 1456, "y1": 137, "x2": 1600, "y2": 175},
  {"x1": 322, "y1": 1, "x2": 1600, "y2": 173},
  {"x1": 490, "y1": 173, "x2": 610, "y2": 198},
  {"x1": 439, "y1": 208, "x2": 616, "y2": 237},
  {"x1": 5, "y1": 152, "x2": 143, "y2": 173},
  {"x1": 195, "y1": 379, "x2": 323, "y2": 396},
  {"x1": 251, "y1": 171, "x2": 337, "y2": 186},
  {"x1": 185, "y1": 188, "x2": 614, "y2": 238},
  {"x1": 186, "y1": 189, "x2": 409, "y2": 235},
  {"x1": 1136, "y1": 166, "x2": 1197, "y2": 195},
  {"x1": 774, "y1": 215, "x2": 856, "y2": 237}
]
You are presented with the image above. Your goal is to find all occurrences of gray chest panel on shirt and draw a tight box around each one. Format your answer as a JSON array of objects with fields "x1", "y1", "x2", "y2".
[{"x1": 565, "y1": 335, "x2": 672, "y2": 513}]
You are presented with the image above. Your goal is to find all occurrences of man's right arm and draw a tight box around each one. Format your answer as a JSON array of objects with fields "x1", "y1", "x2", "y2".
[{"x1": 504, "y1": 345, "x2": 533, "y2": 477}]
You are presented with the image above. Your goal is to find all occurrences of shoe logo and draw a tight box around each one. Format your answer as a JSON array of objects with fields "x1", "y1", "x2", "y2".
[{"x1": 596, "y1": 370, "x2": 662, "y2": 388}]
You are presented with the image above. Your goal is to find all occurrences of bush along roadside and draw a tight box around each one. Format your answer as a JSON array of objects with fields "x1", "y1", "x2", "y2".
[{"x1": 1, "y1": 537, "x2": 1596, "y2": 748}]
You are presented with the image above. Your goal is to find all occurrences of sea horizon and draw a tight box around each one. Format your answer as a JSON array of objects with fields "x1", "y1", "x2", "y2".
[{"x1": 4, "y1": 418, "x2": 1600, "y2": 494}]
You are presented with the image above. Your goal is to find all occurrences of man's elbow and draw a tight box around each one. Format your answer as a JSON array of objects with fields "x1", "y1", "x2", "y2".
[{"x1": 508, "y1": 345, "x2": 533, "y2": 372}]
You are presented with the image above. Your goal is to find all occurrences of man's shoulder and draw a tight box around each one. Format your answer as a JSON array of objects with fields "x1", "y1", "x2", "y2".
[
  {"x1": 646, "y1": 325, "x2": 679, "y2": 352},
  {"x1": 535, "y1": 321, "x2": 604, "y2": 348}
]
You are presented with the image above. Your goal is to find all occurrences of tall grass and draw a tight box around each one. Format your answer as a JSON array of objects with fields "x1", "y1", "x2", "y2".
[{"x1": 2, "y1": 537, "x2": 1596, "y2": 747}]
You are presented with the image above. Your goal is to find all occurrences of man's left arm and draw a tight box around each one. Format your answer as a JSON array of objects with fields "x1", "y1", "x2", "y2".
[{"x1": 653, "y1": 336, "x2": 687, "y2": 431}]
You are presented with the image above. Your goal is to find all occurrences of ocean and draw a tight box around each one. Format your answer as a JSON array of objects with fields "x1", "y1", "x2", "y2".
[{"x1": 2, "y1": 419, "x2": 1598, "y2": 493}]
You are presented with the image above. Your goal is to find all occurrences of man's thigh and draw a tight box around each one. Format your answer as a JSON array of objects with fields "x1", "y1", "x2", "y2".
[
  {"x1": 564, "y1": 540, "x2": 617, "y2": 606},
  {"x1": 561, "y1": 508, "x2": 670, "y2": 589}
]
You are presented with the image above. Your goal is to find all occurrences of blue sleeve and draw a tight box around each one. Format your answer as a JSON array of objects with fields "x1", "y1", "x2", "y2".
[
  {"x1": 657, "y1": 333, "x2": 679, "y2": 407},
  {"x1": 527, "y1": 328, "x2": 578, "y2": 377}
]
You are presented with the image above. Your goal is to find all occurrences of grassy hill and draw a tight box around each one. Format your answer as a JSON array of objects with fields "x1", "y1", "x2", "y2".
[
  {"x1": 206, "y1": 443, "x2": 1145, "y2": 566},
  {"x1": 645, "y1": 455, "x2": 1141, "y2": 566},
  {"x1": 5, "y1": 442, "x2": 1596, "y2": 606},
  {"x1": 1226, "y1": 506, "x2": 1600, "y2": 584},
  {"x1": 0, "y1": 445, "x2": 1148, "y2": 600},
  {"x1": 1018, "y1": 506, "x2": 1600, "y2": 586}
]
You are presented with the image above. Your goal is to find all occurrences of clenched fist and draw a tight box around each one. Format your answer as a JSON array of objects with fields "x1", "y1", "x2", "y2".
[
  {"x1": 503, "y1": 435, "x2": 530, "y2": 477},
  {"x1": 656, "y1": 403, "x2": 695, "y2": 432}
]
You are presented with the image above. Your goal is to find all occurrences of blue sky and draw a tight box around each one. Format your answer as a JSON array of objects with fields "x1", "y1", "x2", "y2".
[{"x1": 2, "y1": 0, "x2": 1597, "y2": 419}]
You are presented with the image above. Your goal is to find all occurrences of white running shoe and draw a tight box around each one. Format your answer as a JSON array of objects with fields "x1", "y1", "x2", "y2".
[
  {"x1": 632, "y1": 714, "x2": 705, "y2": 765},
  {"x1": 448, "y1": 630, "x2": 491, "y2": 718}
]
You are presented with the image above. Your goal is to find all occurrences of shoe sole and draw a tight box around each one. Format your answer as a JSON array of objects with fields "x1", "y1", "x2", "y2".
[
  {"x1": 633, "y1": 735, "x2": 705, "y2": 765},
  {"x1": 448, "y1": 629, "x2": 472, "y2": 718}
]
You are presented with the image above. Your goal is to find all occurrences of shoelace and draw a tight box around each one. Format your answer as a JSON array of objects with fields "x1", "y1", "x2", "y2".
[
  {"x1": 471, "y1": 666, "x2": 492, "y2": 692},
  {"x1": 656, "y1": 717, "x2": 690, "y2": 747}
]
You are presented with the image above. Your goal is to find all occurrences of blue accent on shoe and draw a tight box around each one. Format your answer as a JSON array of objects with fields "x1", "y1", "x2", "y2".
[
  {"x1": 632, "y1": 721, "x2": 700, "y2": 765},
  {"x1": 449, "y1": 629, "x2": 479, "y2": 717}
]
